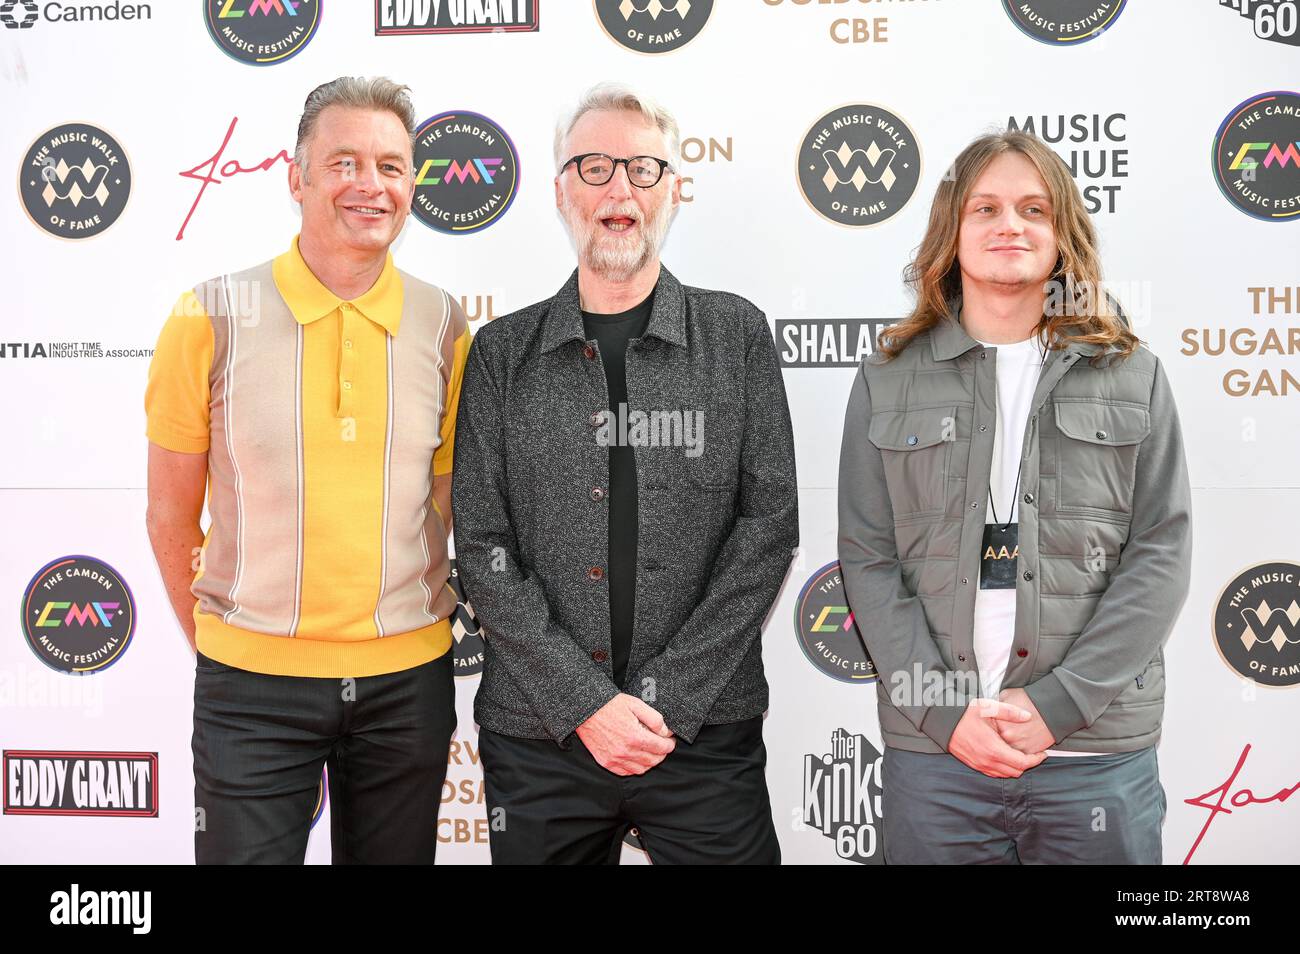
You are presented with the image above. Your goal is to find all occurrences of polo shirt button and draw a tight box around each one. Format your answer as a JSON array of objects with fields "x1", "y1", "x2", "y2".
[
  {"x1": 590, "y1": 487, "x2": 605, "y2": 502},
  {"x1": 587, "y1": 566, "x2": 604, "y2": 582},
  {"x1": 591, "y1": 649, "x2": 608, "y2": 663},
  {"x1": 1016, "y1": 648, "x2": 1029, "y2": 658},
  {"x1": 590, "y1": 411, "x2": 605, "y2": 427},
  {"x1": 1023, "y1": 570, "x2": 1034, "y2": 581},
  {"x1": 344, "y1": 339, "x2": 353, "y2": 349},
  {"x1": 906, "y1": 435, "x2": 918, "y2": 446},
  {"x1": 583, "y1": 344, "x2": 595, "y2": 360},
  {"x1": 1096, "y1": 430, "x2": 1108, "y2": 440},
  {"x1": 342, "y1": 381, "x2": 353, "y2": 390},
  {"x1": 342, "y1": 302, "x2": 353, "y2": 311}
]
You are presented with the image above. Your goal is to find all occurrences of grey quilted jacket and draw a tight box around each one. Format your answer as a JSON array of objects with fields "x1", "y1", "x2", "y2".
[
  {"x1": 838, "y1": 303, "x2": 1192, "y2": 754},
  {"x1": 452, "y1": 265, "x2": 798, "y2": 746}
]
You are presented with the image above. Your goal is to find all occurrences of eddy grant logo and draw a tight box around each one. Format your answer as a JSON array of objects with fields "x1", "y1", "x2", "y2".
[
  {"x1": 449, "y1": 559, "x2": 485, "y2": 676},
  {"x1": 795, "y1": 562, "x2": 876, "y2": 683},
  {"x1": 19, "y1": 122, "x2": 130, "y2": 240},
  {"x1": 1212, "y1": 91, "x2": 1300, "y2": 222},
  {"x1": 205, "y1": 0, "x2": 320, "y2": 66},
  {"x1": 4, "y1": 751, "x2": 158, "y2": 816},
  {"x1": 22, "y1": 556, "x2": 136, "y2": 674},
  {"x1": 1213, "y1": 561, "x2": 1300, "y2": 687},
  {"x1": 593, "y1": 0, "x2": 712, "y2": 54},
  {"x1": 376, "y1": 0, "x2": 538, "y2": 33},
  {"x1": 412, "y1": 111, "x2": 519, "y2": 234},
  {"x1": 802, "y1": 729, "x2": 884, "y2": 864},
  {"x1": 797, "y1": 104, "x2": 920, "y2": 228},
  {"x1": 1002, "y1": 0, "x2": 1126, "y2": 44},
  {"x1": 1217, "y1": 1, "x2": 1300, "y2": 47}
]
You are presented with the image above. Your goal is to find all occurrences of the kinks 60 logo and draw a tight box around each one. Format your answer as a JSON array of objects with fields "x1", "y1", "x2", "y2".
[
  {"x1": 4, "y1": 751, "x2": 158, "y2": 816},
  {"x1": 18, "y1": 122, "x2": 131, "y2": 240},
  {"x1": 1001, "y1": 0, "x2": 1127, "y2": 44},
  {"x1": 593, "y1": 0, "x2": 712, "y2": 54},
  {"x1": 795, "y1": 561, "x2": 876, "y2": 683},
  {"x1": 205, "y1": 0, "x2": 320, "y2": 66},
  {"x1": 1216, "y1": 1, "x2": 1300, "y2": 47},
  {"x1": 1213, "y1": 561, "x2": 1300, "y2": 687},
  {"x1": 802, "y1": 729, "x2": 885, "y2": 864},
  {"x1": 797, "y1": 103, "x2": 920, "y2": 228},
  {"x1": 1212, "y1": 91, "x2": 1300, "y2": 222},
  {"x1": 411, "y1": 111, "x2": 520, "y2": 235},
  {"x1": 21, "y1": 556, "x2": 136, "y2": 674},
  {"x1": 376, "y1": 0, "x2": 539, "y2": 33}
]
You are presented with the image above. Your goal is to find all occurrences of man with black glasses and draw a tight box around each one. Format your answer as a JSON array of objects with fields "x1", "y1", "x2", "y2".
[{"x1": 452, "y1": 82, "x2": 799, "y2": 864}]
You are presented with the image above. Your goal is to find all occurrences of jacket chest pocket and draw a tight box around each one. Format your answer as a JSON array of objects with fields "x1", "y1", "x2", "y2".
[
  {"x1": 1052, "y1": 400, "x2": 1150, "y2": 517},
  {"x1": 867, "y1": 405, "x2": 956, "y2": 519}
]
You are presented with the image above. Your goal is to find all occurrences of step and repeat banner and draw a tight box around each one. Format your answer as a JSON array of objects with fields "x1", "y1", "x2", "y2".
[{"x1": 1, "y1": 1, "x2": 1297, "y2": 865}]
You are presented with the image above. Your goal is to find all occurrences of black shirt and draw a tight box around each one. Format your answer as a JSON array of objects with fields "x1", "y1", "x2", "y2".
[{"x1": 582, "y1": 289, "x2": 654, "y2": 687}]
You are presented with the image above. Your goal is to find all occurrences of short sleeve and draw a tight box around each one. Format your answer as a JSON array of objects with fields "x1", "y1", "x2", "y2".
[
  {"x1": 433, "y1": 298, "x2": 472, "y2": 476},
  {"x1": 145, "y1": 290, "x2": 214, "y2": 454}
]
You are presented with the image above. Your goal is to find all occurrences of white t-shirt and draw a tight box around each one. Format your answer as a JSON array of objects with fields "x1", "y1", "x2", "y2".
[{"x1": 970, "y1": 333, "x2": 1100, "y2": 757}]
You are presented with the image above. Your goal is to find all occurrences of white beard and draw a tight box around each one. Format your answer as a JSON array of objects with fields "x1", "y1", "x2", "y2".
[{"x1": 560, "y1": 190, "x2": 676, "y2": 283}]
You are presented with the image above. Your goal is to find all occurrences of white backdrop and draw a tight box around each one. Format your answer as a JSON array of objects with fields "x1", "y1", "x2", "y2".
[{"x1": 2, "y1": 0, "x2": 1298, "y2": 865}]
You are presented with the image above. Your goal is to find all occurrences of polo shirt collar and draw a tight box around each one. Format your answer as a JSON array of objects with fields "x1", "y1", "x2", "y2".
[{"x1": 272, "y1": 235, "x2": 404, "y2": 336}]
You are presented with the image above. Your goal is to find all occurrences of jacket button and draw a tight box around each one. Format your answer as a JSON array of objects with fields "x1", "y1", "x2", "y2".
[
  {"x1": 591, "y1": 649, "x2": 608, "y2": 663},
  {"x1": 957, "y1": 654, "x2": 967, "y2": 662},
  {"x1": 1023, "y1": 492, "x2": 1034, "y2": 505},
  {"x1": 590, "y1": 411, "x2": 605, "y2": 427},
  {"x1": 590, "y1": 487, "x2": 605, "y2": 501},
  {"x1": 587, "y1": 566, "x2": 604, "y2": 582},
  {"x1": 906, "y1": 435, "x2": 918, "y2": 446},
  {"x1": 979, "y1": 424, "x2": 988, "y2": 432},
  {"x1": 1016, "y1": 648, "x2": 1029, "y2": 658},
  {"x1": 971, "y1": 501, "x2": 978, "y2": 509},
  {"x1": 961, "y1": 577, "x2": 968, "y2": 585},
  {"x1": 1096, "y1": 430, "x2": 1108, "y2": 440},
  {"x1": 583, "y1": 344, "x2": 596, "y2": 360},
  {"x1": 1023, "y1": 570, "x2": 1034, "y2": 581}
]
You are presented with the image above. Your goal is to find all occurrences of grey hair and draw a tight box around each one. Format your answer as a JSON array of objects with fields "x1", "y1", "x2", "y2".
[
  {"x1": 553, "y1": 81, "x2": 682, "y2": 174},
  {"x1": 294, "y1": 76, "x2": 417, "y2": 174}
]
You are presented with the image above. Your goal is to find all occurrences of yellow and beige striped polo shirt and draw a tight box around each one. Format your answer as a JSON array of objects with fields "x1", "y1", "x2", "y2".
[{"x1": 145, "y1": 236, "x2": 470, "y2": 677}]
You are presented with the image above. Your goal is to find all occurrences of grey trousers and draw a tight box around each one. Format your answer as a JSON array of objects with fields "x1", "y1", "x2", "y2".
[{"x1": 882, "y1": 745, "x2": 1166, "y2": 864}]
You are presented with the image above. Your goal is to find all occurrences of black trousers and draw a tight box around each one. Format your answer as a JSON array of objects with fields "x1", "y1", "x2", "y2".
[
  {"x1": 192, "y1": 649, "x2": 456, "y2": 864},
  {"x1": 479, "y1": 716, "x2": 781, "y2": 864}
]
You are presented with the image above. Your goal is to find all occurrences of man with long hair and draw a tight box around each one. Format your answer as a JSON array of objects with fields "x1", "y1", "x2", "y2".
[{"x1": 838, "y1": 130, "x2": 1192, "y2": 863}]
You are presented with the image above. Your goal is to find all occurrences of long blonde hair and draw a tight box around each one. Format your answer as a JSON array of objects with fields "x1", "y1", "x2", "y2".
[{"x1": 877, "y1": 130, "x2": 1137, "y2": 363}]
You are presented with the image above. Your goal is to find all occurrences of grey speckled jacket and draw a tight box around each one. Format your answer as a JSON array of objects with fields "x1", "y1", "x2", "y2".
[
  {"x1": 452, "y1": 265, "x2": 798, "y2": 747},
  {"x1": 837, "y1": 304, "x2": 1192, "y2": 754}
]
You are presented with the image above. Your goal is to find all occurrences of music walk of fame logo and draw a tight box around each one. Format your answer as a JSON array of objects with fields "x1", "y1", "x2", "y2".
[
  {"x1": 18, "y1": 122, "x2": 131, "y2": 240},
  {"x1": 796, "y1": 104, "x2": 920, "y2": 228},
  {"x1": 448, "y1": 560, "x2": 484, "y2": 676},
  {"x1": 794, "y1": 562, "x2": 876, "y2": 684},
  {"x1": 1001, "y1": 0, "x2": 1127, "y2": 45},
  {"x1": 1213, "y1": 561, "x2": 1300, "y2": 687},
  {"x1": 1212, "y1": 91, "x2": 1300, "y2": 222},
  {"x1": 593, "y1": 0, "x2": 712, "y2": 54}
]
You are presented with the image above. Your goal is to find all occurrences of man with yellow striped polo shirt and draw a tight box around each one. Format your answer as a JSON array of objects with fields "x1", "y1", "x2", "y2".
[{"x1": 145, "y1": 77, "x2": 470, "y2": 864}]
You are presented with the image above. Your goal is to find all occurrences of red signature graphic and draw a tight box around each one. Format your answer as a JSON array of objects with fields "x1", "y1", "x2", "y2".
[
  {"x1": 1183, "y1": 743, "x2": 1300, "y2": 864},
  {"x1": 176, "y1": 116, "x2": 290, "y2": 240}
]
